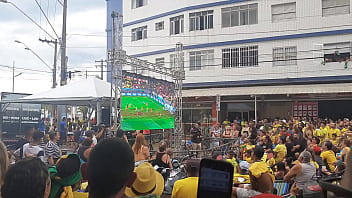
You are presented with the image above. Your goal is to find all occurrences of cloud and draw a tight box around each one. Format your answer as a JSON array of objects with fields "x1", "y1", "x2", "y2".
[{"x1": 0, "y1": 0, "x2": 107, "y2": 94}]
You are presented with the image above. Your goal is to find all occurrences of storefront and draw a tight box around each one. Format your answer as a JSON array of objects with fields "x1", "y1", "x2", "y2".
[{"x1": 182, "y1": 83, "x2": 352, "y2": 125}]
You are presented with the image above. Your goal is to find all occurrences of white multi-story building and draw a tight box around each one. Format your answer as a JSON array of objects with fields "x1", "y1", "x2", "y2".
[{"x1": 107, "y1": 0, "x2": 352, "y2": 128}]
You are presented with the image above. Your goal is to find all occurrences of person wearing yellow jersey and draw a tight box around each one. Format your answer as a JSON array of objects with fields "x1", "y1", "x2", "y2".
[
  {"x1": 244, "y1": 149, "x2": 253, "y2": 164},
  {"x1": 233, "y1": 146, "x2": 275, "y2": 198},
  {"x1": 273, "y1": 137, "x2": 287, "y2": 163},
  {"x1": 327, "y1": 123, "x2": 341, "y2": 139},
  {"x1": 330, "y1": 134, "x2": 339, "y2": 146},
  {"x1": 265, "y1": 151, "x2": 276, "y2": 167},
  {"x1": 226, "y1": 150, "x2": 240, "y2": 174},
  {"x1": 172, "y1": 159, "x2": 200, "y2": 198},
  {"x1": 321, "y1": 141, "x2": 337, "y2": 172},
  {"x1": 318, "y1": 122, "x2": 328, "y2": 141}
]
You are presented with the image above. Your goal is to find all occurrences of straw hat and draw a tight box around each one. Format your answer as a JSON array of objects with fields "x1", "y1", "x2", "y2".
[{"x1": 124, "y1": 162, "x2": 164, "y2": 197}]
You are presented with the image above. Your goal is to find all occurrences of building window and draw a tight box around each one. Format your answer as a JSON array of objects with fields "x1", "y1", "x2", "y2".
[
  {"x1": 322, "y1": 0, "x2": 350, "y2": 16},
  {"x1": 170, "y1": 53, "x2": 184, "y2": 69},
  {"x1": 170, "y1": 15, "x2": 184, "y2": 35},
  {"x1": 132, "y1": 0, "x2": 147, "y2": 9},
  {"x1": 155, "y1": 57, "x2": 165, "y2": 67},
  {"x1": 272, "y1": 2, "x2": 296, "y2": 22},
  {"x1": 131, "y1": 26, "x2": 147, "y2": 41},
  {"x1": 222, "y1": 3, "x2": 258, "y2": 28},
  {"x1": 273, "y1": 46, "x2": 297, "y2": 66},
  {"x1": 189, "y1": 10, "x2": 214, "y2": 31},
  {"x1": 189, "y1": 50, "x2": 214, "y2": 71},
  {"x1": 155, "y1": 21, "x2": 164, "y2": 31},
  {"x1": 323, "y1": 42, "x2": 351, "y2": 63},
  {"x1": 222, "y1": 46, "x2": 258, "y2": 68}
]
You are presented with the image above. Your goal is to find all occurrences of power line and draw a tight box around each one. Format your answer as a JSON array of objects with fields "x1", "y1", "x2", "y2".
[
  {"x1": 34, "y1": 0, "x2": 60, "y2": 39},
  {"x1": 67, "y1": 24, "x2": 352, "y2": 40},
  {"x1": 0, "y1": 64, "x2": 51, "y2": 73},
  {"x1": 4, "y1": 1, "x2": 56, "y2": 40},
  {"x1": 63, "y1": 45, "x2": 351, "y2": 73},
  {"x1": 66, "y1": 26, "x2": 352, "y2": 49}
]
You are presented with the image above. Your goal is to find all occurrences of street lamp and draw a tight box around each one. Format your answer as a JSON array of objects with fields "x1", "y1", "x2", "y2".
[
  {"x1": 14, "y1": 40, "x2": 52, "y2": 71},
  {"x1": 14, "y1": 73, "x2": 23, "y2": 78}
]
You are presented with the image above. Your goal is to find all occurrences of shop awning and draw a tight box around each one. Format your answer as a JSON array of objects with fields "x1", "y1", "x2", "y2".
[{"x1": 182, "y1": 83, "x2": 352, "y2": 97}]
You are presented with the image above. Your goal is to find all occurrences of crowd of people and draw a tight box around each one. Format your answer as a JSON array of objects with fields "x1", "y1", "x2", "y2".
[
  {"x1": 190, "y1": 117, "x2": 352, "y2": 197},
  {"x1": 0, "y1": 116, "x2": 352, "y2": 198}
]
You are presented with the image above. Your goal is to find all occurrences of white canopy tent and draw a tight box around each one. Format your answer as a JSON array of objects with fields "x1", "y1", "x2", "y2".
[
  {"x1": 0, "y1": 77, "x2": 113, "y2": 138},
  {"x1": 2, "y1": 77, "x2": 112, "y2": 106}
]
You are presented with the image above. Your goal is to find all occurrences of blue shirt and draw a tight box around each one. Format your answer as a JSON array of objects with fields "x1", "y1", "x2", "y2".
[
  {"x1": 39, "y1": 121, "x2": 45, "y2": 132},
  {"x1": 59, "y1": 121, "x2": 67, "y2": 133}
]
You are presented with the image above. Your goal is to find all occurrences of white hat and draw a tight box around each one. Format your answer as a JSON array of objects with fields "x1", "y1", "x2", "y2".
[{"x1": 239, "y1": 161, "x2": 250, "y2": 171}]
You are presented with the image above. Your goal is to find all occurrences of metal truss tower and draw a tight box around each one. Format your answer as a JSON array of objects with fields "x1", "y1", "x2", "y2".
[
  {"x1": 108, "y1": 14, "x2": 185, "y2": 151},
  {"x1": 173, "y1": 43, "x2": 185, "y2": 152},
  {"x1": 110, "y1": 11, "x2": 123, "y2": 130}
]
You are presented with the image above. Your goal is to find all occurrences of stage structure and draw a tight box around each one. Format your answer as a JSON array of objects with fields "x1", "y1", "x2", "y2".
[{"x1": 108, "y1": 12, "x2": 185, "y2": 151}]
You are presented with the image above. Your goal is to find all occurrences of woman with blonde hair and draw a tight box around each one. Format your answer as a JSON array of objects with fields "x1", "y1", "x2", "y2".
[
  {"x1": 132, "y1": 133, "x2": 150, "y2": 163},
  {"x1": 0, "y1": 141, "x2": 9, "y2": 195}
]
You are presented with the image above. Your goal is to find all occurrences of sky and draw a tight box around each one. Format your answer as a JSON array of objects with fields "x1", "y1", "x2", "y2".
[{"x1": 0, "y1": 0, "x2": 107, "y2": 95}]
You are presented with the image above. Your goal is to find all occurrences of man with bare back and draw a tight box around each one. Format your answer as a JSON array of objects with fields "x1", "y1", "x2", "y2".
[{"x1": 232, "y1": 146, "x2": 275, "y2": 198}]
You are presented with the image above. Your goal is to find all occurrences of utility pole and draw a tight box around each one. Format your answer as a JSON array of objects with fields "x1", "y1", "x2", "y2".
[
  {"x1": 95, "y1": 59, "x2": 105, "y2": 80},
  {"x1": 60, "y1": 0, "x2": 67, "y2": 86},
  {"x1": 12, "y1": 61, "x2": 15, "y2": 93},
  {"x1": 39, "y1": 38, "x2": 58, "y2": 88}
]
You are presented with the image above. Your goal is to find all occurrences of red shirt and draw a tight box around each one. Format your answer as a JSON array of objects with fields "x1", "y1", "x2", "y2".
[{"x1": 143, "y1": 130, "x2": 150, "y2": 135}]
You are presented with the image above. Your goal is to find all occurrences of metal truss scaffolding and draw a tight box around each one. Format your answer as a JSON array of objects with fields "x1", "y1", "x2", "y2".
[{"x1": 108, "y1": 13, "x2": 185, "y2": 151}]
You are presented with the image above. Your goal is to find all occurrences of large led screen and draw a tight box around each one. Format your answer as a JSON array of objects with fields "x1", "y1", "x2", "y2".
[{"x1": 121, "y1": 72, "x2": 175, "y2": 131}]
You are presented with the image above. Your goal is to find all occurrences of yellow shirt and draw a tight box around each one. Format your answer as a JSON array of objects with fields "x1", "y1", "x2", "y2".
[
  {"x1": 246, "y1": 144, "x2": 255, "y2": 151},
  {"x1": 249, "y1": 161, "x2": 275, "y2": 182},
  {"x1": 331, "y1": 138, "x2": 339, "y2": 146},
  {"x1": 245, "y1": 157, "x2": 252, "y2": 163},
  {"x1": 73, "y1": 191, "x2": 88, "y2": 198},
  {"x1": 341, "y1": 128, "x2": 348, "y2": 133},
  {"x1": 320, "y1": 150, "x2": 337, "y2": 171},
  {"x1": 327, "y1": 128, "x2": 341, "y2": 139},
  {"x1": 274, "y1": 124, "x2": 282, "y2": 129},
  {"x1": 266, "y1": 158, "x2": 276, "y2": 167},
  {"x1": 172, "y1": 177, "x2": 198, "y2": 198},
  {"x1": 234, "y1": 173, "x2": 250, "y2": 184},
  {"x1": 226, "y1": 158, "x2": 238, "y2": 174},
  {"x1": 273, "y1": 144, "x2": 287, "y2": 163}
]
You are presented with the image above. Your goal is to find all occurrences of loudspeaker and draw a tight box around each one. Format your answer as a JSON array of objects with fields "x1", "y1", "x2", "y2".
[{"x1": 102, "y1": 108, "x2": 111, "y2": 126}]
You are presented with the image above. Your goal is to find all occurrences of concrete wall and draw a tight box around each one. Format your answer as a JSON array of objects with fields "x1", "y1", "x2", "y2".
[{"x1": 117, "y1": 0, "x2": 352, "y2": 85}]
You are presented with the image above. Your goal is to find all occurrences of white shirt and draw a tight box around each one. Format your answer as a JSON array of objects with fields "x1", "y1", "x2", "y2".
[
  {"x1": 14, "y1": 143, "x2": 30, "y2": 159},
  {"x1": 24, "y1": 144, "x2": 44, "y2": 162},
  {"x1": 92, "y1": 135, "x2": 98, "y2": 146}
]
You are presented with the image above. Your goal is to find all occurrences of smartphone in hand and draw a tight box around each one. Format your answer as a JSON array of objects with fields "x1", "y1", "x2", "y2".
[{"x1": 197, "y1": 158, "x2": 234, "y2": 198}]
